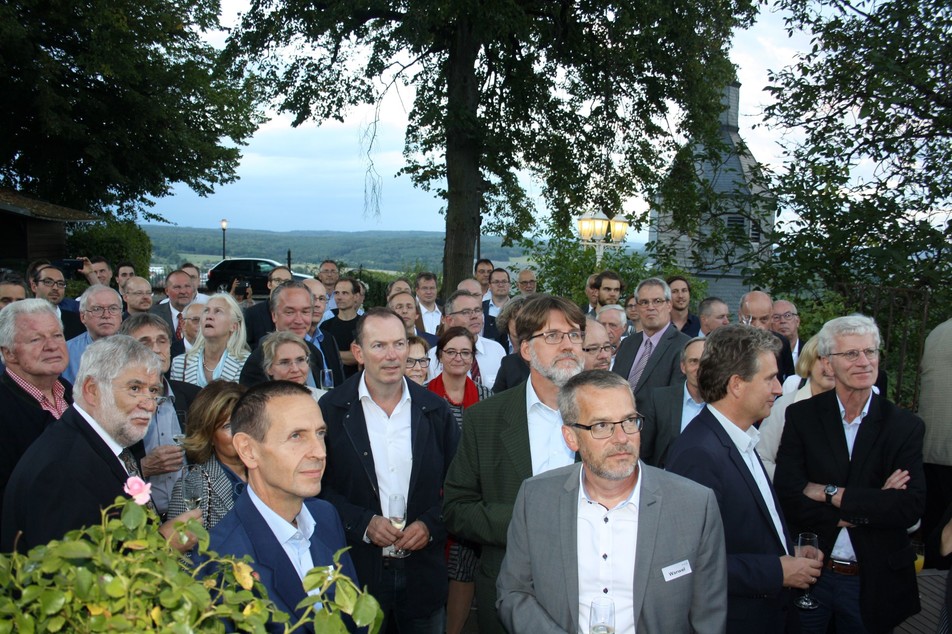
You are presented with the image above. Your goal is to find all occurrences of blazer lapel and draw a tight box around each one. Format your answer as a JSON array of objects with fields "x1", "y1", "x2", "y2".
[
  {"x1": 406, "y1": 391, "x2": 430, "y2": 502},
  {"x1": 640, "y1": 325, "x2": 673, "y2": 381},
  {"x1": 70, "y1": 410, "x2": 134, "y2": 485},
  {"x1": 561, "y1": 465, "x2": 582, "y2": 630},
  {"x1": 819, "y1": 393, "x2": 852, "y2": 484},
  {"x1": 632, "y1": 470, "x2": 660, "y2": 624},
  {"x1": 500, "y1": 385, "x2": 533, "y2": 481},
  {"x1": 333, "y1": 390, "x2": 381, "y2": 502}
]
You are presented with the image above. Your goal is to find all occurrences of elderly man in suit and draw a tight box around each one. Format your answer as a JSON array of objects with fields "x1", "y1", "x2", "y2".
[
  {"x1": 150, "y1": 269, "x2": 195, "y2": 340},
  {"x1": 497, "y1": 370, "x2": 727, "y2": 633},
  {"x1": 243, "y1": 266, "x2": 293, "y2": 348},
  {"x1": 444, "y1": 294, "x2": 586, "y2": 634},
  {"x1": 738, "y1": 290, "x2": 796, "y2": 384},
  {"x1": 637, "y1": 336, "x2": 705, "y2": 467},
  {"x1": 775, "y1": 315, "x2": 924, "y2": 633},
  {"x1": 319, "y1": 307, "x2": 459, "y2": 633},
  {"x1": 1, "y1": 336, "x2": 199, "y2": 552},
  {"x1": 209, "y1": 381, "x2": 359, "y2": 632},
  {"x1": 612, "y1": 277, "x2": 690, "y2": 403},
  {"x1": 666, "y1": 325, "x2": 822, "y2": 633}
]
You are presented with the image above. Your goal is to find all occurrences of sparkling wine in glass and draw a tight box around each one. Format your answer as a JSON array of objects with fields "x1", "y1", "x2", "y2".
[
  {"x1": 795, "y1": 532, "x2": 820, "y2": 610},
  {"x1": 589, "y1": 596, "x2": 615, "y2": 634},
  {"x1": 182, "y1": 466, "x2": 204, "y2": 513},
  {"x1": 389, "y1": 493, "x2": 408, "y2": 558}
]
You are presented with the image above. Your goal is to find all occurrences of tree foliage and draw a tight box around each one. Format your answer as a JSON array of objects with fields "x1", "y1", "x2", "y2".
[
  {"x1": 227, "y1": 0, "x2": 757, "y2": 291},
  {"x1": 67, "y1": 221, "x2": 153, "y2": 283},
  {"x1": 0, "y1": 0, "x2": 263, "y2": 219}
]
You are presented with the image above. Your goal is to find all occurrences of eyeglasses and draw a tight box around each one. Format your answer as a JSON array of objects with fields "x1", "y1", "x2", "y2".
[
  {"x1": 38, "y1": 278, "x2": 67, "y2": 288},
  {"x1": 273, "y1": 355, "x2": 310, "y2": 369},
  {"x1": 772, "y1": 312, "x2": 799, "y2": 322},
  {"x1": 448, "y1": 308, "x2": 480, "y2": 318},
  {"x1": 527, "y1": 330, "x2": 583, "y2": 345},
  {"x1": 827, "y1": 348, "x2": 879, "y2": 362},
  {"x1": 121, "y1": 385, "x2": 168, "y2": 408},
  {"x1": 636, "y1": 298, "x2": 668, "y2": 307},
  {"x1": 441, "y1": 348, "x2": 474, "y2": 360},
  {"x1": 518, "y1": 280, "x2": 536, "y2": 286},
  {"x1": 570, "y1": 416, "x2": 644, "y2": 439},
  {"x1": 582, "y1": 344, "x2": 616, "y2": 355},
  {"x1": 406, "y1": 357, "x2": 429, "y2": 368},
  {"x1": 85, "y1": 305, "x2": 122, "y2": 316},
  {"x1": 183, "y1": 317, "x2": 202, "y2": 324}
]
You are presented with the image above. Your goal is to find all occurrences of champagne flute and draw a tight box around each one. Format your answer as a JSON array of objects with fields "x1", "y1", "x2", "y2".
[
  {"x1": 589, "y1": 596, "x2": 615, "y2": 634},
  {"x1": 320, "y1": 369, "x2": 335, "y2": 390},
  {"x1": 182, "y1": 465, "x2": 204, "y2": 514},
  {"x1": 388, "y1": 493, "x2": 408, "y2": 559},
  {"x1": 795, "y1": 532, "x2": 820, "y2": 610}
]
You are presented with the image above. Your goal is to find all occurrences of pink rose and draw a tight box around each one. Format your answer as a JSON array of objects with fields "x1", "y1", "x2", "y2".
[{"x1": 123, "y1": 476, "x2": 152, "y2": 505}]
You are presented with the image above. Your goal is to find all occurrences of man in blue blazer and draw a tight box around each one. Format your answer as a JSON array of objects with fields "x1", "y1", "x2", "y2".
[
  {"x1": 210, "y1": 380, "x2": 358, "y2": 632},
  {"x1": 666, "y1": 325, "x2": 822, "y2": 633}
]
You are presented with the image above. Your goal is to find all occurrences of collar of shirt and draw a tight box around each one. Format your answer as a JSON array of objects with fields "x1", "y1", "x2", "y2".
[
  {"x1": 579, "y1": 462, "x2": 642, "y2": 511},
  {"x1": 358, "y1": 373, "x2": 411, "y2": 415},
  {"x1": 642, "y1": 323, "x2": 670, "y2": 349},
  {"x1": 74, "y1": 402, "x2": 124, "y2": 458},
  {"x1": 682, "y1": 382, "x2": 704, "y2": 407},
  {"x1": 526, "y1": 374, "x2": 559, "y2": 416},
  {"x1": 247, "y1": 485, "x2": 315, "y2": 545},
  {"x1": 418, "y1": 302, "x2": 441, "y2": 316},
  {"x1": 5, "y1": 368, "x2": 69, "y2": 418},
  {"x1": 708, "y1": 404, "x2": 760, "y2": 455},
  {"x1": 835, "y1": 391, "x2": 873, "y2": 425}
]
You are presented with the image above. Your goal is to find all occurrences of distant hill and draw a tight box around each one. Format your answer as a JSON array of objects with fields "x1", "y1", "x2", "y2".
[{"x1": 144, "y1": 225, "x2": 527, "y2": 272}]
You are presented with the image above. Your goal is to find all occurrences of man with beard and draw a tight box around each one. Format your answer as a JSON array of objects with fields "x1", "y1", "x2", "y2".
[
  {"x1": 444, "y1": 294, "x2": 586, "y2": 634},
  {"x1": 1, "y1": 336, "x2": 200, "y2": 552},
  {"x1": 497, "y1": 370, "x2": 727, "y2": 633}
]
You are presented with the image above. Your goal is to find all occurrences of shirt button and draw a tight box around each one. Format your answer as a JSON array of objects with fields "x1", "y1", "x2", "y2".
[
  {"x1": 603, "y1": 517, "x2": 609, "y2": 523},
  {"x1": 602, "y1": 553, "x2": 608, "y2": 560},
  {"x1": 603, "y1": 588, "x2": 608, "y2": 594}
]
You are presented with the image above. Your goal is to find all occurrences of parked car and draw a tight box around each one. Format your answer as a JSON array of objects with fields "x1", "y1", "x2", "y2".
[{"x1": 205, "y1": 259, "x2": 310, "y2": 296}]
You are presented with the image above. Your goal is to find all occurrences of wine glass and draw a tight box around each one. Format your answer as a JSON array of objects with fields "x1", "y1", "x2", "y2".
[
  {"x1": 795, "y1": 532, "x2": 820, "y2": 610},
  {"x1": 182, "y1": 465, "x2": 204, "y2": 516},
  {"x1": 388, "y1": 493, "x2": 408, "y2": 559},
  {"x1": 320, "y1": 369, "x2": 335, "y2": 390},
  {"x1": 589, "y1": 596, "x2": 615, "y2": 634}
]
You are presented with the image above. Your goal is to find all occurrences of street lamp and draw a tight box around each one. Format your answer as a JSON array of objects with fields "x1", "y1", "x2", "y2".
[
  {"x1": 577, "y1": 210, "x2": 629, "y2": 266},
  {"x1": 220, "y1": 219, "x2": 228, "y2": 260}
]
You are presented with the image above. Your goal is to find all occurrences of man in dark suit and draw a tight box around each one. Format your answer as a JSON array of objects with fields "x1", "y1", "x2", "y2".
[
  {"x1": 210, "y1": 381, "x2": 359, "y2": 632},
  {"x1": 637, "y1": 336, "x2": 705, "y2": 467},
  {"x1": 243, "y1": 266, "x2": 293, "y2": 348},
  {"x1": 28, "y1": 265, "x2": 84, "y2": 339},
  {"x1": 667, "y1": 275, "x2": 701, "y2": 336},
  {"x1": 444, "y1": 294, "x2": 586, "y2": 634},
  {"x1": 775, "y1": 315, "x2": 924, "y2": 632},
  {"x1": 481, "y1": 268, "x2": 511, "y2": 342},
  {"x1": 149, "y1": 269, "x2": 195, "y2": 340},
  {"x1": 319, "y1": 308, "x2": 458, "y2": 632},
  {"x1": 240, "y1": 282, "x2": 344, "y2": 388},
  {"x1": 666, "y1": 325, "x2": 822, "y2": 633},
  {"x1": 612, "y1": 277, "x2": 690, "y2": 404},
  {"x1": 0, "y1": 299, "x2": 72, "y2": 520},
  {"x1": 1, "y1": 336, "x2": 200, "y2": 552},
  {"x1": 739, "y1": 290, "x2": 796, "y2": 383},
  {"x1": 491, "y1": 353, "x2": 530, "y2": 393}
]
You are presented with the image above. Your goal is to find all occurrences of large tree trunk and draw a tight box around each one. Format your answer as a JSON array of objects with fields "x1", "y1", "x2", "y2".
[{"x1": 442, "y1": 18, "x2": 481, "y2": 297}]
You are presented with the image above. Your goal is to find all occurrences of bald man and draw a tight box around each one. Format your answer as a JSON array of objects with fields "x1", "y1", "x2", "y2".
[{"x1": 738, "y1": 291, "x2": 795, "y2": 384}]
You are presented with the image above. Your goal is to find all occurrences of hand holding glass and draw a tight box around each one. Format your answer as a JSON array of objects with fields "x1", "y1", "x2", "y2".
[
  {"x1": 388, "y1": 494, "x2": 409, "y2": 559},
  {"x1": 795, "y1": 532, "x2": 820, "y2": 610}
]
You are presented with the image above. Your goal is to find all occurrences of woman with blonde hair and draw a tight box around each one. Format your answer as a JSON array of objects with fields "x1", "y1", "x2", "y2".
[
  {"x1": 170, "y1": 293, "x2": 250, "y2": 386},
  {"x1": 259, "y1": 331, "x2": 327, "y2": 401}
]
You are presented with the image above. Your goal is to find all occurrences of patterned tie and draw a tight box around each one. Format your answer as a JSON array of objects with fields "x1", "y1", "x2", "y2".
[
  {"x1": 119, "y1": 448, "x2": 142, "y2": 478},
  {"x1": 627, "y1": 338, "x2": 653, "y2": 391},
  {"x1": 470, "y1": 355, "x2": 482, "y2": 384},
  {"x1": 174, "y1": 312, "x2": 184, "y2": 340}
]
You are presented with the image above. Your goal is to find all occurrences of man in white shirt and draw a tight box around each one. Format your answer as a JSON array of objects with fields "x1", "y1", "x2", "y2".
[
  {"x1": 428, "y1": 290, "x2": 506, "y2": 389},
  {"x1": 414, "y1": 272, "x2": 441, "y2": 335},
  {"x1": 474, "y1": 258, "x2": 494, "y2": 301},
  {"x1": 497, "y1": 370, "x2": 727, "y2": 634}
]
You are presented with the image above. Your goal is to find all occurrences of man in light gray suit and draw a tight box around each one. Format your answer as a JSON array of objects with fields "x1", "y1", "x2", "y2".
[{"x1": 496, "y1": 370, "x2": 727, "y2": 634}]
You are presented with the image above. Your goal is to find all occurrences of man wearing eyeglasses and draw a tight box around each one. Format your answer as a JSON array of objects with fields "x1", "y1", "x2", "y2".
[
  {"x1": 775, "y1": 315, "x2": 924, "y2": 633},
  {"x1": 612, "y1": 277, "x2": 690, "y2": 406},
  {"x1": 2, "y1": 336, "x2": 200, "y2": 552},
  {"x1": 63, "y1": 285, "x2": 124, "y2": 384},
  {"x1": 771, "y1": 300, "x2": 802, "y2": 368},
  {"x1": 429, "y1": 290, "x2": 506, "y2": 390},
  {"x1": 122, "y1": 276, "x2": 154, "y2": 316},
  {"x1": 581, "y1": 317, "x2": 614, "y2": 371},
  {"x1": 515, "y1": 269, "x2": 537, "y2": 295},
  {"x1": 482, "y1": 268, "x2": 512, "y2": 341},
  {"x1": 444, "y1": 294, "x2": 586, "y2": 634},
  {"x1": 29, "y1": 264, "x2": 84, "y2": 339},
  {"x1": 497, "y1": 370, "x2": 727, "y2": 634}
]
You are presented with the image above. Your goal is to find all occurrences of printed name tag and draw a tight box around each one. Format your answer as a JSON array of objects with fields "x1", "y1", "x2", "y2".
[{"x1": 662, "y1": 560, "x2": 693, "y2": 582}]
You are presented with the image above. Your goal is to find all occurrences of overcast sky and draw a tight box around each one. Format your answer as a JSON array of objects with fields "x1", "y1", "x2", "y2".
[{"x1": 154, "y1": 7, "x2": 810, "y2": 238}]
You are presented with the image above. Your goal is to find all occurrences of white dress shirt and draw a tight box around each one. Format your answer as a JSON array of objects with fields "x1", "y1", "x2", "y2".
[
  {"x1": 75, "y1": 403, "x2": 124, "y2": 461},
  {"x1": 525, "y1": 377, "x2": 575, "y2": 475},
  {"x1": 247, "y1": 486, "x2": 319, "y2": 590},
  {"x1": 830, "y1": 392, "x2": 873, "y2": 563},
  {"x1": 680, "y1": 383, "x2": 705, "y2": 432},
  {"x1": 419, "y1": 302, "x2": 442, "y2": 335}
]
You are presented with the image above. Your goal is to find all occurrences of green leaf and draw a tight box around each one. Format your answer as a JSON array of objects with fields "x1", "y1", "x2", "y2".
[
  {"x1": 73, "y1": 567, "x2": 95, "y2": 600},
  {"x1": 13, "y1": 614, "x2": 34, "y2": 634},
  {"x1": 50, "y1": 540, "x2": 94, "y2": 560},
  {"x1": 352, "y1": 592, "x2": 383, "y2": 628},
  {"x1": 104, "y1": 576, "x2": 126, "y2": 599},
  {"x1": 39, "y1": 589, "x2": 66, "y2": 615},
  {"x1": 46, "y1": 615, "x2": 66, "y2": 632},
  {"x1": 333, "y1": 578, "x2": 357, "y2": 614},
  {"x1": 312, "y1": 609, "x2": 348, "y2": 634},
  {"x1": 121, "y1": 502, "x2": 146, "y2": 529}
]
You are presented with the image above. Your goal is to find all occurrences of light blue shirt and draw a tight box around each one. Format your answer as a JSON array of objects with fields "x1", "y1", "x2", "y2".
[
  {"x1": 63, "y1": 331, "x2": 94, "y2": 384},
  {"x1": 247, "y1": 486, "x2": 321, "y2": 593},
  {"x1": 525, "y1": 377, "x2": 575, "y2": 476},
  {"x1": 143, "y1": 379, "x2": 181, "y2": 515},
  {"x1": 830, "y1": 391, "x2": 873, "y2": 563},
  {"x1": 680, "y1": 383, "x2": 706, "y2": 432}
]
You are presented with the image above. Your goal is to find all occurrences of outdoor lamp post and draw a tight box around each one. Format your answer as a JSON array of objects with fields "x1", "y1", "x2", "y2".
[
  {"x1": 577, "y1": 210, "x2": 629, "y2": 266},
  {"x1": 220, "y1": 219, "x2": 228, "y2": 259}
]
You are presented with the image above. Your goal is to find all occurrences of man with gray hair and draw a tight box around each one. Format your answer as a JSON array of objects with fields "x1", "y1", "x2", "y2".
[
  {"x1": 775, "y1": 315, "x2": 924, "y2": 632},
  {"x1": 429, "y1": 289, "x2": 506, "y2": 389},
  {"x1": 0, "y1": 299, "x2": 72, "y2": 520},
  {"x1": 1, "y1": 336, "x2": 200, "y2": 552},
  {"x1": 63, "y1": 284, "x2": 124, "y2": 384}
]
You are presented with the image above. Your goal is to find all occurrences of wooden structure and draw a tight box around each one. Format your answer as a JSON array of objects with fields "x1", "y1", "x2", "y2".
[{"x1": 0, "y1": 189, "x2": 97, "y2": 264}]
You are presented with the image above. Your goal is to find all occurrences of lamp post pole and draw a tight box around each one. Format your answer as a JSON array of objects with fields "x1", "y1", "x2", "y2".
[{"x1": 220, "y1": 219, "x2": 228, "y2": 259}]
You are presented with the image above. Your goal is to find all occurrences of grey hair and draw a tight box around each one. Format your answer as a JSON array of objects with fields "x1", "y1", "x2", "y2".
[
  {"x1": 185, "y1": 293, "x2": 250, "y2": 362},
  {"x1": 558, "y1": 370, "x2": 633, "y2": 425},
  {"x1": 634, "y1": 277, "x2": 671, "y2": 301},
  {"x1": 118, "y1": 313, "x2": 173, "y2": 338},
  {"x1": 74, "y1": 335, "x2": 163, "y2": 396},
  {"x1": 596, "y1": 303, "x2": 625, "y2": 318},
  {"x1": 259, "y1": 331, "x2": 309, "y2": 377},
  {"x1": 0, "y1": 298, "x2": 60, "y2": 354},
  {"x1": 78, "y1": 284, "x2": 122, "y2": 312},
  {"x1": 816, "y1": 314, "x2": 880, "y2": 357},
  {"x1": 444, "y1": 289, "x2": 479, "y2": 315},
  {"x1": 269, "y1": 281, "x2": 313, "y2": 315},
  {"x1": 680, "y1": 336, "x2": 707, "y2": 364}
]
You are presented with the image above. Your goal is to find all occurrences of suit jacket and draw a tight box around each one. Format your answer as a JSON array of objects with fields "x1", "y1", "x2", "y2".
[
  {"x1": 0, "y1": 374, "x2": 73, "y2": 520},
  {"x1": 443, "y1": 381, "x2": 535, "y2": 634},
  {"x1": 666, "y1": 406, "x2": 798, "y2": 633},
  {"x1": 772, "y1": 331, "x2": 796, "y2": 385},
  {"x1": 612, "y1": 323, "x2": 690, "y2": 403},
  {"x1": 774, "y1": 390, "x2": 925, "y2": 632},
  {"x1": 149, "y1": 302, "x2": 176, "y2": 330},
  {"x1": 491, "y1": 353, "x2": 530, "y2": 394},
  {"x1": 638, "y1": 381, "x2": 686, "y2": 468},
  {"x1": 243, "y1": 301, "x2": 275, "y2": 349},
  {"x1": 2, "y1": 407, "x2": 130, "y2": 552},
  {"x1": 482, "y1": 299, "x2": 500, "y2": 341},
  {"x1": 318, "y1": 375, "x2": 459, "y2": 619},
  {"x1": 209, "y1": 491, "x2": 359, "y2": 633},
  {"x1": 240, "y1": 337, "x2": 345, "y2": 388},
  {"x1": 497, "y1": 463, "x2": 726, "y2": 633}
]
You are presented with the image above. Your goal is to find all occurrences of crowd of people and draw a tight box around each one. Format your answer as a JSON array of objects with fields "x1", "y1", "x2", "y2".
[{"x1": 0, "y1": 253, "x2": 947, "y2": 634}]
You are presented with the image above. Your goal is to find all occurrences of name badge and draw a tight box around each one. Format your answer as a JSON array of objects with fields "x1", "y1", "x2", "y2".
[{"x1": 662, "y1": 560, "x2": 693, "y2": 582}]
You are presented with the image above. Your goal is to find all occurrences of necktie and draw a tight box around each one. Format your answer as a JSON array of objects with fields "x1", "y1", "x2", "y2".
[
  {"x1": 119, "y1": 448, "x2": 142, "y2": 478},
  {"x1": 175, "y1": 312, "x2": 184, "y2": 340},
  {"x1": 628, "y1": 338, "x2": 653, "y2": 391},
  {"x1": 470, "y1": 355, "x2": 482, "y2": 384}
]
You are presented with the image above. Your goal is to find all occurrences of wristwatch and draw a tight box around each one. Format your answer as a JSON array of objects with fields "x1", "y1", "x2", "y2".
[{"x1": 824, "y1": 484, "x2": 839, "y2": 505}]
